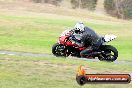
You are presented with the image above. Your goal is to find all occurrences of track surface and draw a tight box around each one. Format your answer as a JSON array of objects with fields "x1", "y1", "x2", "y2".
[{"x1": 0, "y1": 50, "x2": 132, "y2": 65}]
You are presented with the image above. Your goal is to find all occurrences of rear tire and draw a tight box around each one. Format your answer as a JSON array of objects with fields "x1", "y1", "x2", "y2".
[{"x1": 98, "y1": 45, "x2": 118, "y2": 62}]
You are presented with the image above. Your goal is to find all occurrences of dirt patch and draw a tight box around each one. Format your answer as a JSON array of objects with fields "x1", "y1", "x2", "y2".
[{"x1": 0, "y1": 1, "x2": 128, "y2": 23}]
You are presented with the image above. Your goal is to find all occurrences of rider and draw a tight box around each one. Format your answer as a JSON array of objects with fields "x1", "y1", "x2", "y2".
[{"x1": 70, "y1": 22, "x2": 102, "y2": 58}]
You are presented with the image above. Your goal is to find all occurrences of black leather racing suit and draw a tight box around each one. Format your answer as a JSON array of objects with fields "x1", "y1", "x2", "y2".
[{"x1": 79, "y1": 27, "x2": 102, "y2": 57}]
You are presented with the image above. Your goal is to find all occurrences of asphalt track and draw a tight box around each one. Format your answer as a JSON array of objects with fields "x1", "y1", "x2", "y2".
[{"x1": 0, "y1": 50, "x2": 132, "y2": 65}]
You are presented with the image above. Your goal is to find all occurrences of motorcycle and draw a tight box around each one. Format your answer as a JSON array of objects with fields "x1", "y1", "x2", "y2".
[{"x1": 52, "y1": 29, "x2": 118, "y2": 62}]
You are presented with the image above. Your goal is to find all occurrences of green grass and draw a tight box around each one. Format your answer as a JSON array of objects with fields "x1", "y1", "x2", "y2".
[
  {"x1": 1, "y1": 55, "x2": 132, "y2": 71},
  {"x1": 0, "y1": 14, "x2": 131, "y2": 61},
  {"x1": 0, "y1": 2, "x2": 131, "y2": 88},
  {"x1": 0, "y1": 55, "x2": 131, "y2": 88}
]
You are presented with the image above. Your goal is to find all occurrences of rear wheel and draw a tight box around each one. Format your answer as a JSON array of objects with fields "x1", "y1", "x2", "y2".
[
  {"x1": 52, "y1": 43, "x2": 69, "y2": 57},
  {"x1": 98, "y1": 45, "x2": 118, "y2": 62}
]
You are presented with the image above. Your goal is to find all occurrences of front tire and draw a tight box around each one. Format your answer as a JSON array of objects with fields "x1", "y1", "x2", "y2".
[
  {"x1": 52, "y1": 43, "x2": 69, "y2": 57},
  {"x1": 98, "y1": 45, "x2": 118, "y2": 62}
]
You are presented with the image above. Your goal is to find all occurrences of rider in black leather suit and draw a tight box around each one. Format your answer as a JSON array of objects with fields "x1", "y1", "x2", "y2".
[{"x1": 71, "y1": 22, "x2": 102, "y2": 58}]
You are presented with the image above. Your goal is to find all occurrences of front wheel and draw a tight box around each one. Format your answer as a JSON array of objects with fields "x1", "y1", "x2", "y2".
[
  {"x1": 98, "y1": 45, "x2": 118, "y2": 62},
  {"x1": 52, "y1": 43, "x2": 69, "y2": 57}
]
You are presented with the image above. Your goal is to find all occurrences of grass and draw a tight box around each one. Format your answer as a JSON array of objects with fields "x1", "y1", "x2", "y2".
[
  {"x1": 0, "y1": 2, "x2": 131, "y2": 88},
  {"x1": 0, "y1": 13, "x2": 131, "y2": 61},
  {"x1": 0, "y1": 55, "x2": 131, "y2": 88},
  {"x1": 1, "y1": 55, "x2": 132, "y2": 71}
]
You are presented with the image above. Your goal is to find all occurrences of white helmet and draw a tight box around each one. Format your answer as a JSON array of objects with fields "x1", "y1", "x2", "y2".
[{"x1": 74, "y1": 22, "x2": 85, "y2": 33}]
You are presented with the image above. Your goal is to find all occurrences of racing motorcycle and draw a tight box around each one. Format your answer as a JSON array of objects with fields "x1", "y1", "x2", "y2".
[{"x1": 52, "y1": 29, "x2": 118, "y2": 62}]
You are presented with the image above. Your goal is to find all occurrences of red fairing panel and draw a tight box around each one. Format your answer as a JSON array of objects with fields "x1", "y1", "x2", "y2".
[
  {"x1": 58, "y1": 36, "x2": 78, "y2": 46},
  {"x1": 65, "y1": 41, "x2": 77, "y2": 46},
  {"x1": 58, "y1": 36, "x2": 68, "y2": 44},
  {"x1": 79, "y1": 47, "x2": 86, "y2": 51}
]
